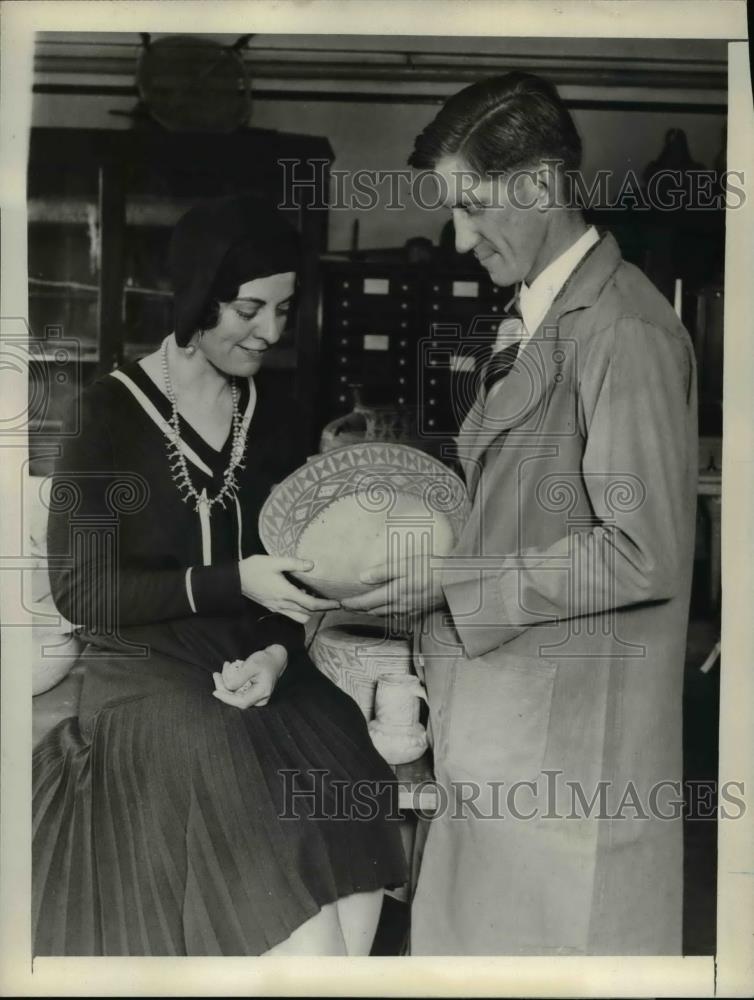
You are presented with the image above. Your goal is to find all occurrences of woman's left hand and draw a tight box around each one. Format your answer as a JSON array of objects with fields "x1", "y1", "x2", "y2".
[
  {"x1": 340, "y1": 554, "x2": 446, "y2": 617},
  {"x1": 212, "y1": 643, "x2": 288, "y2": 709}
]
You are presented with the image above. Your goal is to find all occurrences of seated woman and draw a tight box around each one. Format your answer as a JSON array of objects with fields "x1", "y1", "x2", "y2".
[{"x1": 33, "y1": 195, "x2": 408, "y2": 956}]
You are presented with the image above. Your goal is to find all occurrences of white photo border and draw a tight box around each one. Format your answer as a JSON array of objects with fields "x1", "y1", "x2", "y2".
[{"x1": 1, "y1": 2, "x2": 751, "y2": 996}]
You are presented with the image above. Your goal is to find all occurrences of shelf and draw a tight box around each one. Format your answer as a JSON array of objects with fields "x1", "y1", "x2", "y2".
[
  {"x1": 29, "y1": 196, "x2": 205, "y2": 228},
  {"x1": 31, "y1": 277, "x2": 173, "y2": 300},
  {"x1": 29, "y1": 277, "x2": 98, "y2": 295},
  {"x1": 29, "y1": 340, "x2": 98, "y2": 364},
  {"x1": 28, "y1": 198, "x2": 98, "y2": 225},
  {"x1": 124, "y1": 284, "x2": 172, "y2": 298}
]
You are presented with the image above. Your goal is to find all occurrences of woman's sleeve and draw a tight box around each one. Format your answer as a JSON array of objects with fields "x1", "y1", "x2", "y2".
[{"x1": 47, "y1": 386, "x2": 244, "y2": 630}]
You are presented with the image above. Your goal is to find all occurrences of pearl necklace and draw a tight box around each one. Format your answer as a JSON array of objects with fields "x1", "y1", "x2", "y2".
[{"x1": 161, "y1": 337, "x2": 246, "y2": 513}]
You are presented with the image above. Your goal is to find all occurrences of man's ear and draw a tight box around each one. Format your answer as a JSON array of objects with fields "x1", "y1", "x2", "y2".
[{"x1": 532, "y1": 160, "x2": 560, "y2": 211}]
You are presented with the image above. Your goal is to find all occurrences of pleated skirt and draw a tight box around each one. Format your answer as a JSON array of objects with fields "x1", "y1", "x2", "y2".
[{"x1": 32, "y1": 650, "x2": 408, "y2": 955}]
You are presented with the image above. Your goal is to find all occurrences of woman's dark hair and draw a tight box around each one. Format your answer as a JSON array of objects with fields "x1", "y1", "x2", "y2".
[
  {"x1": 196, "y1": 256, "x2": 262, "y2": 333},
  {"x1": 197, "y1": 298, "x2": 226, "y2": 334},
  {"x1": 408, "y1": 72, "x2": 582, "y2": 179},
  {"x1": 169, "y1": 195, "x2": 301, "y2": 346}
]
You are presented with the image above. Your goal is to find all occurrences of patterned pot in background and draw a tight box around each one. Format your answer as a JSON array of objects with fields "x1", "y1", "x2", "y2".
[
  {"x1": 319, "y1": 383, "x2": 421, "y2": 452},
  {"x1": 309, "y1": 623, "x2": 411, "y2": 721}
]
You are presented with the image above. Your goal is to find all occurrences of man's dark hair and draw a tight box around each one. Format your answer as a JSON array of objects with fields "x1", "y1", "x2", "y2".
[{"x1": 408, "y1": 72, "x2": 582, "y2": 180}]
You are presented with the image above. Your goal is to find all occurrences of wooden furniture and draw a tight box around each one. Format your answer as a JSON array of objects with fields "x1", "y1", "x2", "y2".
[
  {"x1": 317, "y1": 253, "x2": 513, "y2": 455},
  {"x1": 698, "y1": 435, "x2": 723, "y2": 613},
  {"x1": 394, "y1": 753, "x2": 438, "y2": 812},
  {"x1": 692, "y1": 283, "x2": 724, "y2": 437},
  {"x1": 27, "y1": 125, "x2": 332, "y2": 468},
  {"x1": 699, "y1": 476, "x2": 722, "y2": 612},
  {"x1": 697, "y1": 467, "x2": 721, "y2": 674}
]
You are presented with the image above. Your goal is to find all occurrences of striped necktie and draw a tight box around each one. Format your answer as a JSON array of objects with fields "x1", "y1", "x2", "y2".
[{"x1": 482, "y1": 298, "x2": 523, "y2": 400}]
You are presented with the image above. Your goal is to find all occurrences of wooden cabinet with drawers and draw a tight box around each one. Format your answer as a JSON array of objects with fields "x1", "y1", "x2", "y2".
[{"x1": 318, "y1": 255, "x2": 513, "y2": 450}]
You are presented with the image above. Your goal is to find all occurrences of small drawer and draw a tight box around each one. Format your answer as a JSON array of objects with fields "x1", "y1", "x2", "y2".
[
  {"x1": 330, "y1": 313, "x2": 414, "y2": 336},
  {"x1": 430, "y1": 275, "x2": 508, "y2": 299},
  {"x1": 331, "y1": 297, "x2": 415, "y2": 320},
  {"x1": 428, "y1": 297, "x2": 504, "y2": 325}
]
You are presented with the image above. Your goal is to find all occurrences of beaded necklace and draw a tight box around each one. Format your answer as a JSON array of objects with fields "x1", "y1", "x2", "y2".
[{"x1": 161, "y1": 337, "x2": 247, "y2": 512}]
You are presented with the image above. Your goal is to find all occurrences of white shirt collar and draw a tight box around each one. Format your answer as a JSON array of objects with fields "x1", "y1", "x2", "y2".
[{"x1": 517, "y1": 225, "x2": 600, "y2": 340}]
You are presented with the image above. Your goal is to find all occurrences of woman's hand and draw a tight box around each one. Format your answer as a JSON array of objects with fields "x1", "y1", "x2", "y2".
[
  {"x1": 340, "y1": 554, "x2": 446, "y2": 618},
  {"x1": 238, "y1": 555, "x2": 340, "y2": 624},
  {"x1": 212, "y1": 643, "x2": 288, "y2": 709}
]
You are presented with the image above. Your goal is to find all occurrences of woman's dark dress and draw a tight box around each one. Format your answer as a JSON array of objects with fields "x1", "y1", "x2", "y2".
[{"x1": 32, "y1": 361, "x2": 407, "y2": 956}]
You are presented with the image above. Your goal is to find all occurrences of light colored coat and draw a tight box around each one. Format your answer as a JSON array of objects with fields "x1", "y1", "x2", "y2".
[{"x1": 411, "y1": 233, "x2": 698, "y2": 955}]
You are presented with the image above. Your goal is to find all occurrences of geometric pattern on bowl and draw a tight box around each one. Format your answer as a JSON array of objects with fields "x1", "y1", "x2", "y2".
[
  {"x1": 309, "y1": 624, "x2": 412, "y2": 721},
  {"x1": 258, "y1": 442, "x2": 470, "y2": 599}
]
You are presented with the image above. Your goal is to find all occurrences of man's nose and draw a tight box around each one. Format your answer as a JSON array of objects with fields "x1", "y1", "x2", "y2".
[{"x1": 452, "y1": 209, "x2": 479, "y2": 254}]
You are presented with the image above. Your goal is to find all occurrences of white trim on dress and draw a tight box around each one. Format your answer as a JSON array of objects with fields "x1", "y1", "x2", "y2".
[
  {"x1": 112, "y1": 366, "x2": 257, "y2": 572},
  {"x1": 110, "y1": 369, "x2": 214, "y2": 477},
  {"x1": 184, "y1": 567, "x2": 197, "y2": 613}
]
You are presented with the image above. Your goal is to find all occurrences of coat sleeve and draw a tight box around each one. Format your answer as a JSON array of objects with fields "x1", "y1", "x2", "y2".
[
  {"x1": 47, "y1": 387, "x2": 244, "y2": 630},
  {"x1": 442, "y1": 315, "x2": 696, "y2": 659}
]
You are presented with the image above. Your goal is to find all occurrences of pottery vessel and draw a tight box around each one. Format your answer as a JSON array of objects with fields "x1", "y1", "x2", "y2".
[
  {"x1": 309, "y1": 624, "x2": 411, "y2": 720},
  {"x1": 258, "y1": 441, "x2": 469, "y2": 600},
  {"x1": 367, "y1": 673, "x2": 429, "y2": 765},
  {"x1": 320, "y1": 384, "x2": 421, "y2": 453}
]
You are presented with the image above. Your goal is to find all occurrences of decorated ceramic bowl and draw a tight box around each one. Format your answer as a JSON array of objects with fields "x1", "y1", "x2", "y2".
[{"x1": 258, "y1": 442, "x2": 470, "y2": 599}]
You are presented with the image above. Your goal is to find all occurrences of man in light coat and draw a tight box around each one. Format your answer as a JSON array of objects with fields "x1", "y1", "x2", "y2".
[{"x1": 342, "y1": 72, "x2": 697, "y2": 955}]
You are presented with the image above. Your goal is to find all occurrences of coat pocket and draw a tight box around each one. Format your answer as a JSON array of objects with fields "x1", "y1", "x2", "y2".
[{"x1": 444, "y1": 653, "x2": 558, "y2": 783}]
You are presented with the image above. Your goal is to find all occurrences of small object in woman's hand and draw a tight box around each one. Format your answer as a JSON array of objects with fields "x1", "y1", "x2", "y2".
[
  {"x1": 220, "y1": 658, "x2": 255, "y2": 694},
  {"x1": 212, "y1": 644, "x2": 288, "y2": 709}
]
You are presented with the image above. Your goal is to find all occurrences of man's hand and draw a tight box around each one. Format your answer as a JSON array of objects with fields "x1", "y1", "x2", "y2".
[
  {"x1": 340, "y1": 553, "x2": 446, "y2": 617},
  {"x1": 212, "y1": 643, "x2": 288, "y2": 709}
]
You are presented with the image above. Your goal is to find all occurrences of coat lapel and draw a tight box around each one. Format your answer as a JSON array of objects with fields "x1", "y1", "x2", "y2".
[{"x1": 454, "y1": 233, "x2": 622, "y2": 497}]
